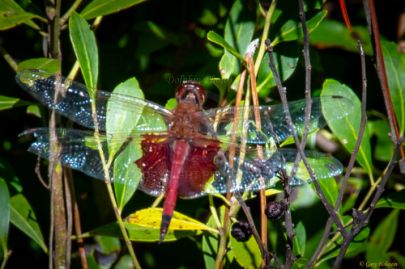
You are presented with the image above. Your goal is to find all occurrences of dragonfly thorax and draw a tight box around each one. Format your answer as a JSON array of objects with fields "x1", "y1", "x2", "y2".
[{"x1": 169, "y1": 101, "x2": 205, "y2": 139}]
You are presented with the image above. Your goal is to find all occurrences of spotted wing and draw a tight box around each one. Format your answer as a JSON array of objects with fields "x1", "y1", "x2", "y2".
[
  {"x1": 20, "y1": 128, "x2": 170, "y2": 196},
  {"x1": 201, "y1": 96, "x2": 353, "y2": 145},
  {"x1": 16, "y1": 69, "x2": 171, "y2": 133},
  {"x1": 22, "y1": 128, "x2": 343, "y2": 198},
  {"x1": 204, "y1": 147, "x2": 343, "y2": 195}
]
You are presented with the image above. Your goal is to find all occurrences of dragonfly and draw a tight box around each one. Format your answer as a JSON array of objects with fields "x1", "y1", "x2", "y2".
[{"x1": 17, "y1": 69, "x2": 349, "y2": 241}]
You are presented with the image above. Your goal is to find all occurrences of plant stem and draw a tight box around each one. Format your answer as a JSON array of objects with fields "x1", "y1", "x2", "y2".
[
  {"x1": 209, "y1": 196, "x2": 223, "y2": 230},
  {"x1": 0, "y1": 46, "x2": 18, "y2": 71},
  {"x1": 254, "y1": 0, "x2": 277, "y2": 77},
  {"x1": 90, "y1": 102, "x2": 142, "y2": 269},
  {"x1": 0, "y1": 249, "x2": 11, "y2": 269},
  {"x1": 60, "y1": 0, "x2": 84, "y2": 25},
  {"x1": 215, "y1": 70, "x2": 247, "y2": 269}
]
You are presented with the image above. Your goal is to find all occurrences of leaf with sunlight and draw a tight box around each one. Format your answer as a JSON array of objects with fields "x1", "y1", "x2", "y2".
[
  {"x1": 69, "y1": 12, "x2": 98, "y2": 97},
  {"x1": 81, "y1": 0, "x2": 146, "y2": 20},
  {"x1": 10, "y1": 194, "x2": 47, "y2": 253},
  {"x1": 321, "y1": 79, "x2": 373, "y2": 177}
]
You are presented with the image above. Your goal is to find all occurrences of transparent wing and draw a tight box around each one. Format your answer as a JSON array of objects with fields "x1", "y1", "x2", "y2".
[
  {"x1": 16, "y1": 69, "x2": 171, "y2": 133},
  {"x1": 205, "y1": 147, "x2": 343, "y2": 195},
  {"x1": 202, "y1": 96, "x2": 353, "y2": 145},
  {"x1": 21, "y1": 128, "x2": 169, "y2": 196},
  {"x1": 22, "y1": 128, "x2": 343, "y2": 198}
]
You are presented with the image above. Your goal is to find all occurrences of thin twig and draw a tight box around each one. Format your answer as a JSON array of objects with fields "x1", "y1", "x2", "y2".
[
  {"x1": 332, "y1": 137, "x2": 403, "y2": 269},
  {"x1": 365, "y1": 0, "x2": 404, "y2": 158},
  {"x1": 234, "y1": 193, "x2": 271, "y2": 267},
  {"x1": 336, "y1": 40, "x2": 368, "y2": 208},
  {"x1": 247, "y1": 45, "x2": 269, "y2": 260},
  {"x1": 254, "y1": 0, "x2": 278, "y2": 77},
  {"x1": 208, "y1": 196, "x2": 223, "y2": 230},
  {"x1": 266, "y1": 40, "x2": 347, "y2": 239},
  {"x1": 90, "y1": 102, "x2": 141, "y2": 268},
  {"x1": 64, "y1": 168, "x2": 72, "y2": 269},
  {"x1": 46, "y1": 0, "x2": 67, "y2": 267},
  {"x1": 264, "y1": 42, "x2": 296, "y2": 266},
  {"x1": 0, "y1": 46, "x2": 18, "y2": 71},
  {"x1": 215, "y1": 71, "x2": 247, "y2": 269},
  {"x1": 305, "y1": 39, "x2": 368, "y2": 269},
  {"x1": 296, "y1": 0, "x2": 313, "y2": 150},
  {"x1": 35, "y1": 156, "x2": 50, "y2": 189},
  {"x1": 60, "y1": 0, "x2": 84, "y2": 26},
  {"x1": 0, "y1": 250, "x2": 12, "y2": 269},
  {"x1": 66, "y1": 168, "x2": 88, "y2": 269},
  {"x1": 283, "y1": 2, "x2": 315, "y2": 266}
]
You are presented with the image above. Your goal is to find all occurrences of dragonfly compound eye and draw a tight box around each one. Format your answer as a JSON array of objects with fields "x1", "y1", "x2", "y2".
[{"x1": 176, "y1": 81, "x2": 206, "y2": 106}]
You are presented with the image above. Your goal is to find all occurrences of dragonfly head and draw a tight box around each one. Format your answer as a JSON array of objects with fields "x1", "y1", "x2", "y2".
[{"x1": 176, "y1": 81, "x2": 206, "y2": 107}]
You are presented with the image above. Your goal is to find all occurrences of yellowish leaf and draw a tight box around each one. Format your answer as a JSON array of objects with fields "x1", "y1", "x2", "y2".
[{"x1": 126, "y1": 208, "x2": 218, "y2": 234}]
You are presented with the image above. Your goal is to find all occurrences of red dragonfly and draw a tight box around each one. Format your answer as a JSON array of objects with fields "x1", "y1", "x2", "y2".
[{"x1": 17, "y1": 69, "x2": 348, "y2": 241}]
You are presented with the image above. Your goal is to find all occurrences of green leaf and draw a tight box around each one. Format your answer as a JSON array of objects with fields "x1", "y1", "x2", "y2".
[
  {"x1": 0, "y1": 0, "x2": 41, "y2": 30},
  {"x1": 17, "y1": 58, "x2": 60, "y2": 73},
  {"x1": 319, "y1": 225, "x2": 369, "y2": 263},
  {"x1": 211, "y1": 77, "x2": 232, "y2": 101},
  {"x1": 95, "y1": 235, "x2": 121, "y2": 253},
  {"x1": 0, "y1": 95, "x2": 23, "y2": 111},
  {"x1": 217, "y1": 0, "x2": 255, "y2": 79},
  {"x1": 106, "y1": 78, "x2": 144, "y2": 210},
  {"x1": 202, "y1": 207, "x2": 230, "y2": 269},
  {"x1": 164, "y1": 98, "x2": 177, "y2": 110},
  {"x1": 291, "y1": 184, "x2": 319, "y2": 209},
  {"x1": 389, "y1": 252, "x2": 405, "y2": 268},
  {"x1": 114, "y1": 255, "x2": 134, "y2": 269},
  {"x1": 0, "y1": 178, "x2": 10, "y2": 258},
  {"x1": 81, "y1": 0, "x2": 146, "y2": 20},
  {"x1": 376, "y1": 190, "x2": 405, "y2": 209},
  {"x1": 365, "y1": 244, "x2": 390, "y2": 265},
  {"x1": 366, "y1": 209, "x2": 399, "y2": 263},
  {"x1": 69, "y1": 12, "x2": 98, "y2": 97},
  {"x1": 91, "y1": 236, "x2": 120, "y2": 267},
  {"x1": 341, "y1": 177, "x2": 365, "y2": 214},
  {"x1": 0, "y1": 156, "x2": 22, "y2": 193},
  {"x1": 368, "y1": 120, "x2": 394, "y2": 162},
  {"x1": 113, "y1": 140, "x2": 141, "y2": 211},
  {"x1": 230, "y1": 232, "x2": 261, "y2": 269},
  {"x1": 368, "y1": 209, "x2": 399, "y2": 253},
  {"x1": 257, "y1": 44, "x2": 299, "y2": 95},
  {"x1": 292, "y1": 221, "x2": 306, "y2": 257},
  {"x1": 317, "y1": 176, "x2": 338, "y2": 206},
  {"x1": 207, "y1": 31, "x2": 243, "y2": 61},
  {"x1": 134, "y1": 21, "x2": 184, "y2": 57},
  {"x1": 107, "y1": 77, "x2": 143, "y2": 157},
  {"x1": 9, "y1": 194, "x2": 47, "y2": 253},
  {"x1": 309, "y1": 20, "x2": 373, "y2": 55},
  {"x1": 382, "y1": 41, "x2": 405, "y2": 136},
  {"x1": 26, "y1": 104, "x2": 42, "y2": 118},
  {"x1": 321, "y1": 79, "x2": 373, "y2": 175},
  {"x1": 271, "y1": 10, "x2": 327, "y2": 46},
  {"x1": 202, "y1": 233, "x2": 218, "y2": 269}
]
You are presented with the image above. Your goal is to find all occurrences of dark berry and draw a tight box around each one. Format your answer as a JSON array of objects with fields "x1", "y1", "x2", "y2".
[
  {"x1": 265, "y1": 201, "x2": 287, "y2": 220},
  {"x1": 231, "y1": 220, "x2": 253, "y2": 242}
]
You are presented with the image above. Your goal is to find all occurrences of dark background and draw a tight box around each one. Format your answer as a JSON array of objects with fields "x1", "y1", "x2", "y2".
[{"x1": 0, "y1": 0, "x2": 404, "y2": 268}]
